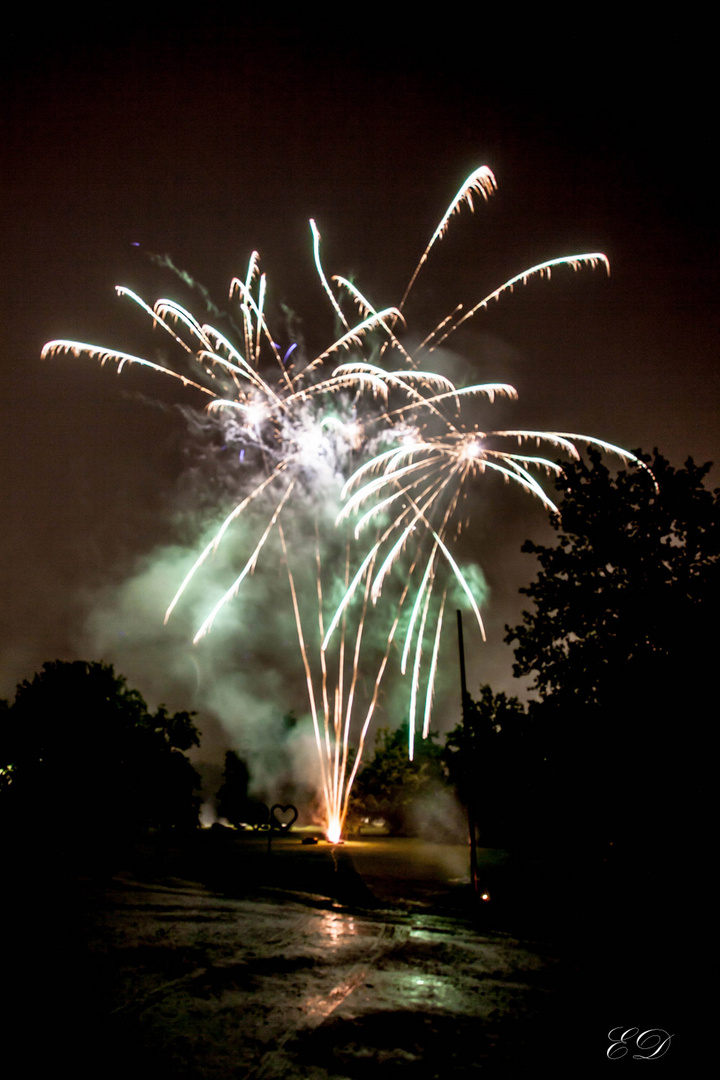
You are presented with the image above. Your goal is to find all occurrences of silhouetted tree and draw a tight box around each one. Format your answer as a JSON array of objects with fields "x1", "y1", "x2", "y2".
[
  {"x1": 444, "y1": 685, "x2": 535, "y2": 845},
  {"x1": 505, "y1": 449, "x2": 718, "y2": 849},
  {"x1": 216, "y1": 750, "x2": 251, "y2": 826},
  {"x1": 351, "y1": 723, "x2": 447, "y2": 835},
  {"x1": 0, "y1": 660, "x2": 201, "y2": 840}
]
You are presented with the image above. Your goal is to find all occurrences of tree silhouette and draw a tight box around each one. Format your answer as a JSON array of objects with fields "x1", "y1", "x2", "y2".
[
  {"x1": 216, "y1": 750, "x2": 257, "y2": 827},
  {"x1": 351, "y1": 723, "x2": 447, "y2": 835},
  {"x1": 443, "y1": 685, "x2": 535, "y2": 845},
  {"x1": 507, "y1": 450, "x2": 719, "y2": 705},
  {"x1": 505, "y1": 449, "x2": 718, "y2": 849},
  {"x1": 0, "y1": 660, "x2": 201, "y2": 840}
]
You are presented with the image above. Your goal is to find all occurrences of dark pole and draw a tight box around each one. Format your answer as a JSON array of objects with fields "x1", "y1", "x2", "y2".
[{"x1": 457, "y1": 610, "x2": 478, "y2": 893}]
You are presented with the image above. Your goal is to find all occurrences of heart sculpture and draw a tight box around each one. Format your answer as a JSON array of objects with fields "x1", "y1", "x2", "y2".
[{"x1": 270, "y1": 803, "x2": 298, "y2": 831}]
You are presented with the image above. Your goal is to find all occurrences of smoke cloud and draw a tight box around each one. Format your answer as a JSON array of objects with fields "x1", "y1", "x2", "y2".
[{"x1": 78, "y1": 381, "x2": 488, "y2": 819}]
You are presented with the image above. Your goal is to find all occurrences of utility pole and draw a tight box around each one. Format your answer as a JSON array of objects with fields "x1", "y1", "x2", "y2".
[{"x1": 457, "y1": 610, "x2": 478, "y2": 893}]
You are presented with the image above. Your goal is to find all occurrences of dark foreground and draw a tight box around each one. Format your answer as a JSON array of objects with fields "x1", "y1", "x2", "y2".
[{"x1": 4, "y1": 829, "x2": 684, "y2": 1077}]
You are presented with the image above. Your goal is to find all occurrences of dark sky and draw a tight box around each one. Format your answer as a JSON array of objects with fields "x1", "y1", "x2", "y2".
[{"x1": 1, "y1": 13, "x2": 716, "y2": 766}]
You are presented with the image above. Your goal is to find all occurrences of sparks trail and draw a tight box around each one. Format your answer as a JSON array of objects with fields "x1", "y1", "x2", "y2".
[
  {"x1": 334, "y1": 427, "x2": 644, "y2": 760},
  {"x1": 43, "y1": 165, "x2": 640, "y2": 839}
]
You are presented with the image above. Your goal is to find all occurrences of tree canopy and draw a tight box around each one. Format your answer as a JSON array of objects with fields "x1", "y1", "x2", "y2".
[
  {"x1": 506, "y1": 449, "x2": 719, "y2": 711},
  {"x1": 215, "y1": 749, "x2": 272, "y2": 829},
  {"x1": 216, "y1": 750, "x2": 250, "y2": 826},
  {"x1": 504, "y1": 449, "x2": 718, "y2": 848},
  {"x1": 443, "y1": 685, "x2": 535, "y2": 845},
  {"x1": 350, "y1": 723, "x2": 448, "y2": 836},
  {"x1": 0, "y1": 660, "x2": 201, "y2": 839}
]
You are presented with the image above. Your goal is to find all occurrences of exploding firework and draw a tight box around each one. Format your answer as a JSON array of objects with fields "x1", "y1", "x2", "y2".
[
  {"x1": 332, "y1": 425, "x2": 644, "y2": 760},
  {"x1": 43, "y1": 166, "x2": 640, "y2": 840}
]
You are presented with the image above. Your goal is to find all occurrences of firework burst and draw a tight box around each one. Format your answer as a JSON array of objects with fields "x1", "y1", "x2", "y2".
[{"x1": 43, "y1": 165, "x2": 638, "y2": 839}]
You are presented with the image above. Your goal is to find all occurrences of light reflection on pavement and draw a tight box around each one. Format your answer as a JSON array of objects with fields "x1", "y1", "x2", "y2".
[{"x1": 83, "y1": 874, "x2": 565, "y2": 1078}]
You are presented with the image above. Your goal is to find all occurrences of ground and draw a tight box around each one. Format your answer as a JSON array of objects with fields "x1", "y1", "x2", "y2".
[{"x1": 3, "y1": 829, "x2": 683, "y2": 1077}]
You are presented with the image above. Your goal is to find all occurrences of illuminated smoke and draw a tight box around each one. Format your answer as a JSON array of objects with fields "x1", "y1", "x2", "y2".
[{"x1": 43, "y1": 166, "x2": 642, "y2": 839}]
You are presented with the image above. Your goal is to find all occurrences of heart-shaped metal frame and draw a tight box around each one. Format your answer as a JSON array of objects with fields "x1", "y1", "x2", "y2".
[{"x1": 270, "y1": 803, "x2": 298, "y2": 831}]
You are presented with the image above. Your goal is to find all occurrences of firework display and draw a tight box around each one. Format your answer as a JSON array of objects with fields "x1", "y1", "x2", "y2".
[{"x1": 43, "y1": 167, "x2": 641, "y2": 840}]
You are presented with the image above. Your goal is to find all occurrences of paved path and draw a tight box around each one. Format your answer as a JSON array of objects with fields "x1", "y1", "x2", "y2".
[
  {"x1": 4, "y1": 833, "x2": 682, "y2": 1076},
  {"x1": 79, "y1": 874, "x2": 569, "y2": 1078}
]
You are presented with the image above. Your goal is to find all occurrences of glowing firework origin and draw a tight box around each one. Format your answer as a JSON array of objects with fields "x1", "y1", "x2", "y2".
[{"x1": 43, "y1": 165, "x2": 640, "y2": 840}]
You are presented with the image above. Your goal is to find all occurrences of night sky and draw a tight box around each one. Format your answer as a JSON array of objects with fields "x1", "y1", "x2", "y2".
[{"x1": 2, "y1": 13, "x2": 716, "y2": 771}]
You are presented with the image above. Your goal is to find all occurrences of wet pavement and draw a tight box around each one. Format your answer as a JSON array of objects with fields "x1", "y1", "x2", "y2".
[
  {"x1": 5, "y1": 832, "x2": 682, "y2": 1077},
  {"x1": 76, "y1": 876, "x2": 568, "y2": 1077}
]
